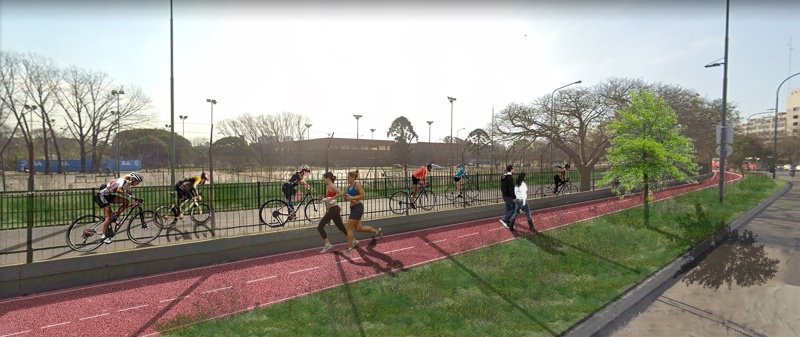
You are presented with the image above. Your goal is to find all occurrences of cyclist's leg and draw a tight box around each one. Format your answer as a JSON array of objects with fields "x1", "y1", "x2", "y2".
[
  {"x1": 94, "y1": 194, "x2": 114, "y2": 237},
  {"x1": 106, "y1": 196, "x2": 126, "y2": 237}
]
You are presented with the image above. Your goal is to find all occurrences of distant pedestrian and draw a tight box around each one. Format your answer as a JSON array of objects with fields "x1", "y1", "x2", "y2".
[
  {"x1": 499, "y1": 164, "x2": 516, "y2": 231},
  {"x1": 343, "y1": 169, "x2": 382, "y2": 254},
  {"x1": 317, "y1": 171, "x2": 349, "y2": 253},
  {"x1": 510, "y1": 172, "x2": 534, "y2": 232}
]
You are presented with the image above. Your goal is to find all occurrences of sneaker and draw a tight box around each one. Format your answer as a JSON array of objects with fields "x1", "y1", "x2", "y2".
[
  {"x1": 500, "y1": 220, "x2": 509, "y2": 229},
  {"x1": 102, "y1": 236, "x2": 112, "y2": 244},
  {"x1": 178, "y1": 212, "x2": 184, "y2": 221},
  {"x1": 344, "y1": 247, "x2": 355, "y2": 254},
  {"x1": 353, "y1": 239, "x2": 360, "y2": 247},
  {"x1": 320, "y1": 243, "x2": 332, "y2": 253},
  {"x1": 410, "y1": 203, "x2": 417, "y2": 210},
  {"x1": 377, "y1": 227, "x2": 383, "y2": 240}
]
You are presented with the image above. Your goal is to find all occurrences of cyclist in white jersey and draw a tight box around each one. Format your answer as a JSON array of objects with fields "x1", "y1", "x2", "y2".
[{"x1": 93, "y1": 172, "x2": 144, "y2": 244}]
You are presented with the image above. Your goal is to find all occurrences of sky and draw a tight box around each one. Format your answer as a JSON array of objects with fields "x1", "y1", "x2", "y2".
[{"x1": 1, "y1": 0, "x2": 799, "y2": 143}]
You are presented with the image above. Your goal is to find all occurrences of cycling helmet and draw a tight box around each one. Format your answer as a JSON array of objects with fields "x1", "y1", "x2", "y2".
[
  {"x1": 201, "y1": 172, "x2": 208, "y2": 180},
  {"x1": 564, "y1": 164, "x2": 571, "y2": 169},
  {"x1": 300, "y1": 164, "x2": 311, "y2": 173},
  {"x1": 426, "y1": 164, "x2": 433, "y2": 170},
  {"x1": 128, "y1": 172, "x2": 143, "y2": 182}
]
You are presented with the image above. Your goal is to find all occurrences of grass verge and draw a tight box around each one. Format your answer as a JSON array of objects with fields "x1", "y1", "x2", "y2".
[{"x1": 160, "y1": 174, "x2": 784, "y2": 336}]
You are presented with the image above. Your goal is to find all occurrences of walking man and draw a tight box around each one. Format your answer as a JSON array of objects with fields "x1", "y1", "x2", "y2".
[{"x1": 500, "y1": 164, "x2": 516, "y2": 231}]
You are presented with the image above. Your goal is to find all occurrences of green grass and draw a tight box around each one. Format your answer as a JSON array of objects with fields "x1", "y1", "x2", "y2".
[{"x1": 159, "y1": 174, "x2": 783, "y2": 336}]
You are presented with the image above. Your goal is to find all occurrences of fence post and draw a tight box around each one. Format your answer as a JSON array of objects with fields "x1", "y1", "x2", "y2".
[
  {"x1": 257, "y1": 181, "x2": 261, "y2": 208},
  {"x1": 26, "y1": 191, "x2": 34, "y2": 263}
]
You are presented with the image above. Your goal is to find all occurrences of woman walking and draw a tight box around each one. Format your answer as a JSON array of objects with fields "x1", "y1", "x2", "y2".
[
  {"x1": 317, "y1": 172, "x2": 349, "y2": 253},
  {"x1": 510, "y1": 172, "x2": 535, "y2": 232},
  {"x1": 344, "y1": 169, "x2": 382, "y2": 254}
]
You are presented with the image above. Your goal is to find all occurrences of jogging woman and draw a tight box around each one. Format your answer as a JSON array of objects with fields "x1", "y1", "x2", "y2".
[
  {"x1": 343, "y1": 169, "x2": 382, "y2": 254},
  {"x1": 317, "y1": 172, "x2": 349, "y2": 253}
]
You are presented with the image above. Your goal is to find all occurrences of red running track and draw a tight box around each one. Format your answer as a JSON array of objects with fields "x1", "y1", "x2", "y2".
[{"x1": 0, "y1": 171, "x2": 741, "y2": 337}]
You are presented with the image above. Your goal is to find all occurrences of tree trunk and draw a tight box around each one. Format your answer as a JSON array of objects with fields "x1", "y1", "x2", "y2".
[
  {"x1": 80, "y1": 141, "x2": 87, "y2": 173},
  {"x1": 42, "y1": 122, "x2": 50, "y2": 174},
  {"x1": 643, "y1": 173, "x2": 650, "y2": 227},
  {"x1": 48, "y1": 127, "x2": 63, "y2": 173},
  {"x1": 577, "y1": 165, "x2": 594, "y2": 191}
]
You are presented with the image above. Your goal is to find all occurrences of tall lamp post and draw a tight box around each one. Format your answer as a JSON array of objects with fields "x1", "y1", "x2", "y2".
[
  {"x1": 304, "y1": 123, "x2": 312, "y2": 164},
  {"x1": 426, "y1": 121, "x2": 433, "y2": 142},
  {"x1": 111, "y1": 89, "x2": 125, "y2": 177},
  {"x1": 772, "y1": 72, "x2": 800, "y2": 178},
  {"x1": 206, "y1": 99, "x2": 217, "y2": 227},
  {"x1": 447, "y1": 96, "x2": 456, "y2": 169},
  {"x1": 704, "y1": 0, "x2": 730, "y2": 202},
  {"x1": 548, "y1": 81, "x2": 581, "y2": 168},
  {"x1": 370, "y1": 128, "x2": 376, "y2": 140},
  {"x1": 179, "y1": 115, "x2": 188, "y2": 176},
  {"x1": 353, "y1": 115, "x2": 362, "y2": 139}
]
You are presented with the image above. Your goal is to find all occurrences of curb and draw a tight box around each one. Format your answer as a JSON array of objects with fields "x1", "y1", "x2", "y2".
[{"x1": 561, "y1": 181, "x2": 792, "y2": 337}]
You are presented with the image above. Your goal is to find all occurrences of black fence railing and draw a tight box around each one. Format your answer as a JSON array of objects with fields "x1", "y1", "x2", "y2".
[{"x1": 0, "y1": 167, "x2": 618, "y2": 266}]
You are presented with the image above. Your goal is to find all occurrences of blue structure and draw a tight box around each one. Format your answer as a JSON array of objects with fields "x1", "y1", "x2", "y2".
[{"x1": 17, "y1": 159, "x2": 143, "y2": 173}]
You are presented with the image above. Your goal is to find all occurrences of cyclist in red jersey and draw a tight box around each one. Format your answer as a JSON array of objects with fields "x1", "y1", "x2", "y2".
[{"x1": 410, "y1": 164, "x2": 432, "y2": 208}]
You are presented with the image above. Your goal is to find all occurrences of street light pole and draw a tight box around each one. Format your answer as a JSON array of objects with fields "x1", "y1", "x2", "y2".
[
  {"x1": 353, "y1": 115, "x2": 362, "y2": 140},
  {"x1": 772, "y1": 72, "x2": 800, "y2": 178},
  {"x1": 179, "y1": 115, "x2": 188, "y2": 177},
  {"x1": 447, "y1": 97, "x2": 456, "y2": 168},
  {"x1": 305, "y1": 123, "x2": 312, "y2": 140},
  {"x1": 111, "y1": 89, "x2": 124, "y2": 177},
  {"x1": 169, "y1": 0, "x2": 176, "y2": 186},
  {"x1": 549, "y1": 81, "x2": 581, "y2": 168},
  {"x1": 426, "y1": 121, "x2": 433, "y2": 143},
  {"x1": 206, "y1": 99, "x2": 217, "y2": 227},
  {"x1": 370, "y1": 128, "x2": 376, "y2": 140},
  {"x1": 703, "y1": 0, "x2": 730, "y2": 202}
]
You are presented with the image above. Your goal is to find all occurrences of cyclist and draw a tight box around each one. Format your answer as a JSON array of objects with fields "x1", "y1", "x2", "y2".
[
  {"x1": 172, "y1": 172, "x2": 209, "y2": 220},
  {"x1": 553, "y1": 163, "x2": 571, "y2": 195},
  {"x1": 790, "y1": 165, "x2": 796, "y2": 178},
  {"x1": 283, "y1": 165, "x2": 313, "y2": 219},
  {"x1": 91, "y1": 172, "x2": 144, "y2": 244},
  {"x1": 410, "y1": 164, "x2": 432, "y2": 209},
  {"x1": 454, "y1": 163, "x2": 470, "y2": 197}
]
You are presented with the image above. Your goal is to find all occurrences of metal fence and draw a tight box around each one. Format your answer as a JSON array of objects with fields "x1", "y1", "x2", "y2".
[{"x1": 0, "y1": 167, "x2": 613, "y2": 266}]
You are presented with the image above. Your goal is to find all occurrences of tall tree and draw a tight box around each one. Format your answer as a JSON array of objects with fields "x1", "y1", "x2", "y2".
[
  {"x1": 21, "y1": 53, "x2": 63, "y2": 173},
  {"x1": 600, "y1": 90, "x2": 698, "y2": 227},
  {"x1": 387, "y1": 116, "x2": 418, "y2": 166},
  {"x1": 218, "y1": 111, "x2": 310, "y2": 154},
  {"x1": 465, "y1": 128, "x2": 490, "y2": 167}
]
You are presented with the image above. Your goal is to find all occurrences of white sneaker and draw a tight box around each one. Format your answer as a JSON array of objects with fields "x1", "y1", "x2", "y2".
[
  {"x1": 344, "y1": 247, "x2": 355, "y2": 254},
  {"x1": 320, "y1": 243, "x2": 332, "y2": 253},
  {"x1": 353, "y1": 239, "x2": 360, "y2": 247},
  {"x1": 102, "y1": 237, "x2": 112, "y2": 244},
  {"x1": 500, "y1": 220, "x2": 509, "y2": 229}
]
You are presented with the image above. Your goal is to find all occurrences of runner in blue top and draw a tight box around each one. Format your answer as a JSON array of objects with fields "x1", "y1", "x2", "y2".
[{"x1": 454, "y1": 163, "x2": 470, "y2": 197}]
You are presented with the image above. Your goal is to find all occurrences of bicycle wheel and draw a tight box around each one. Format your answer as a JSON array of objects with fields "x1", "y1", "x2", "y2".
[
  {"x1": 259, "y1": 199, "x2": 290, "y2": 227},
  {"x1": 562, "y1": 184, "x2": 578, "y2": 194},
  {"x1": 304, "y1": 198, "x2": 325, "y2": 224},
  {"x1": 533, "y1": 186, "x2": 550, "y2": 198},
  {"x1": 389, "y1": 191, "x2": 410, "y2": 215},
  {"x1": 66, "y1": 214, "x2": 106, "y2": 252},
  {"x1": 444, "y1": 186, "x2": 459, "y2": 201},
  {"x1": 127, "y1": 208, "x2": 162, "y2": 244},
  {"x1": 190, "y1": 202, "x2": 211, "y2": 225},
  {"x1": 417, "y1": 190, "x2": 435, "y2": 211},
  {"x1": 463, "y1": 184, "x2": 478, "y2": 201},
  {"x1": 153, "y1": 205, "x2": 178, "y2": 229}
]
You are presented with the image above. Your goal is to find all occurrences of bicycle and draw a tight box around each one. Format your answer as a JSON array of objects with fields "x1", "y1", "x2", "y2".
[
  {"x1": 66, "y1": 199, "x2": 160, "y2": 252},
  {"x1": 444, "y1": 178, "x2": 478, "y2": 202},
  {"x1": 258, "y1": 188, "x2": 325, "y2": 228},
  {"x1": 153, "y1": 192, "x2": 211, "y2": 229},
  {"x1": 533, "y1": 178, "x2": 578, "y2": 198},
  {"x1": 389, "y1": 180, "x2": 436, "y2": 215}
]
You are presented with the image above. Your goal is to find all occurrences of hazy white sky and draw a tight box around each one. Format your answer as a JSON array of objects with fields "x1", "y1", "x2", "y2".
[{"x1": 1, "y1": 0, "x2": 799, "y2": 142}]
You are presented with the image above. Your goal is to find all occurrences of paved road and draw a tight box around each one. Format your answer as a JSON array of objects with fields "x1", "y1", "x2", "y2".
[
  {"x1": 0, "y1": 172, "x2": 739, "y2": 337},
  {"x1": 599, "y1": 175, "x2": 798, "y2": 337}
]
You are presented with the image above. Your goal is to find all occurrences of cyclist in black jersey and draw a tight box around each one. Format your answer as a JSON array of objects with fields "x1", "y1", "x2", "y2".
[
  {"x1": 172, "y1": 172, "x2": 209, "y2": 219},
  {"x1": 553, "y1": 163, "x2": 571, "y2": 195},
  {"x1": 283, "y1": 165, "x2": 313, "y2": 215}
]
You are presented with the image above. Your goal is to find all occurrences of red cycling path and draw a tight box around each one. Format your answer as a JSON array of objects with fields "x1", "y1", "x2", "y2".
[{"x1": 0, "y1": 171, "x2": 741, "y2": 337}]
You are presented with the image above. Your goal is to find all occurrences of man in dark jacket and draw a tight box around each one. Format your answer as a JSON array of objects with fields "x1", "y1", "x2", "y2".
[{"x1": 500, "y1": 164, "x2": 516, "y2": 230}]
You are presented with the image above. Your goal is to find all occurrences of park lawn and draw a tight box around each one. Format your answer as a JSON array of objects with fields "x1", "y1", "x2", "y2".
[{"x1": 159, "y1": 174, "x2": 783, "y2": 336}]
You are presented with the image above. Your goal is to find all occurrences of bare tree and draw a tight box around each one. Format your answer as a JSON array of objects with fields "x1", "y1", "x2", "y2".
[
  {"x1": 219, "y1": 111, "x2": 310, "y2": 154},
  {"x1": 0, "y1": 51, "x2": 35, "y2": 190},
  {"x1": 21, "y1": 53, "x2": 63, "y2": 173}
]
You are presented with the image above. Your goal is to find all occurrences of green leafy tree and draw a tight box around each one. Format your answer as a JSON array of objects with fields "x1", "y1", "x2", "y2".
[
  {"x1": 387, "y1": 116, "x2": 418, "y2": 166},
  {"x1": 466, "y1": 128, "x2": 490, "y2": 167},
  {"x1": 600, "y1": 90, "x2": 698, "y2": 226},
  {"x1": 213, "y1": 136, "x2": 256, "y2": 172},
  {"x1": 728, "y1": 135, "x2": 766, "y2": 174}
]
